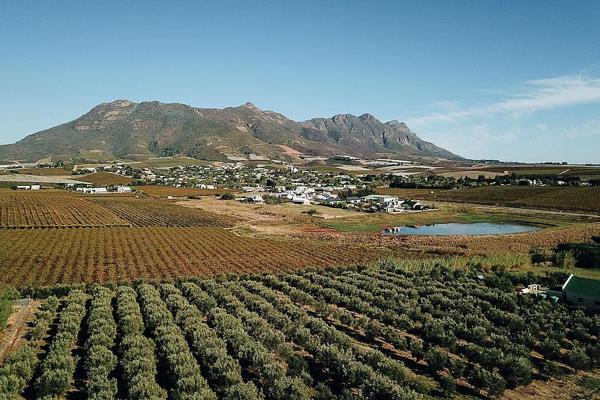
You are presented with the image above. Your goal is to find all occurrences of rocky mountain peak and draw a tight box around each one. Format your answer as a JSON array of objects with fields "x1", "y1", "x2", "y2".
[{"x1": 0, "y1": 100, "x2": 460, "y2": 162}]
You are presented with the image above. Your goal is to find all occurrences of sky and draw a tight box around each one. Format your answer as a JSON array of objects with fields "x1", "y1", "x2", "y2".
[{"x1": 1, "y1": 0, "x2": 599, "y2": 163}]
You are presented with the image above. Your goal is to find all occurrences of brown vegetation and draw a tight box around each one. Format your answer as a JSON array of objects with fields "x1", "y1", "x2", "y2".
[
  {"x1": 0, "y1": 227, "x2": 401, "y2": 287},
  {"x1": 0, "y1": 190, "x2": 130, "y2": 228},
  {"x1": 377, "y1": 186, "x2": 600, "y2": 214},
  {"x1": 137, "y1": 185, "x2": 238, "y2": 198},
  {"x1": 89, "y1": 197, "x2": 235, "y2": 227}
]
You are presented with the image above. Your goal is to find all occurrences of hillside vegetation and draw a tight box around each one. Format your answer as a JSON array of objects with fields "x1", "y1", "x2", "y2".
[{"x1": 0, "y1": 100, "x2": 458, "y2": 162}]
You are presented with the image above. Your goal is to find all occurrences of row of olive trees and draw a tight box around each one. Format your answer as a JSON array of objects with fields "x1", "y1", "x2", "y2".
[
  {"x1": 363, "y1": 267, "x2": 600, "y2": 370},
  {"x1": 0, "y1": 296, "x2": 58, "y2": 398},
  {"x1": 325, "y1": 266, "x2": 600, "y2": 384},
  {"x1": 232, "y1": 279, "x2": 425, "y2": 400},
  {"x1": 204, "y1": 301, "x2": 311, "y2": 400},
  {"x1": 136, "y1": 284, "x2": 216, "y2": 400},
  {"x1": 30, "y1": 296, "x2": 60, "y2": 340},
  {"x1": 160, "y1": 283, "x2": 262, "y2": 400},
  {"x1": 288, "y1": 269, "x2": 533, "y2": 393},
  {"x1": 115, "y1": 286, "x2": 166, "y2": 400},
  {"x1": 84, "y1": 286, "x2": 118, "y2": 400},
  {"x1": 264, "y1": 270, "x2": 536, "y2": 397},
  {"x1": 199, "y1": 279, "x2": 312, "y2": 383},
  {"x1": 35, "y1": 290, "x2": 88, "y2": 398}
]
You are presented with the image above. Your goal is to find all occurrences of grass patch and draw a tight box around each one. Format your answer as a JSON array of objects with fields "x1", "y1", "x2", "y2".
[
  {"x1": 574, "y1": 376, "x2": 600, "y2": 400},
  {"x1": 0, "y1": 287, "x2": 16, "y2": 330}
]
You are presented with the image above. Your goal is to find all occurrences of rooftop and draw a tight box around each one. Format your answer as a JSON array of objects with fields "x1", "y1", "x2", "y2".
[{"x1": 563, "y1": 274, "x2": 600, "y2": 298}]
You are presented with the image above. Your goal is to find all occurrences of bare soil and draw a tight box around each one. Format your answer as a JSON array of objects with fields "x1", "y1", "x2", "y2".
[{"x1": 0, "y1": 299, "x2": 40, "y2": 362}]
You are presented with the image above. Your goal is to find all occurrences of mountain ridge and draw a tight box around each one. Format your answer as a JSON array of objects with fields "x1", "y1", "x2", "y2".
[{"x1": 0, "y1": 100, "x2": 460, "y2": 162}]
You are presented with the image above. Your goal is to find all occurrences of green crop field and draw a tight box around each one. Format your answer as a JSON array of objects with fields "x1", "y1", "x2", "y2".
[{"x1": 1, "y1": 263, "x2": 599, "y2": 399}]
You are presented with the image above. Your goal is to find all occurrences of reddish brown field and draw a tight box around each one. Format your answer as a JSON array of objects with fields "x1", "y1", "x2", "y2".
[
  {"x1": 89, "y1": 197, "x2": 235, "y2": 227},
  {"x1": 0, "y1": 190, "x2": 130, "y2": 228},
  {"x1": 0, "y1": 227, "x2": 400, "y2": 287}
]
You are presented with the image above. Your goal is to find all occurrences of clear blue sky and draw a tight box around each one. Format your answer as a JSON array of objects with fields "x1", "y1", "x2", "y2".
[{"x1": 1, "y1": 0, "x2": 599, "y2": 163}]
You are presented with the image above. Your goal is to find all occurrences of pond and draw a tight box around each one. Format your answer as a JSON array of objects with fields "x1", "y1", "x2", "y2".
[{"x1": 382, "y1": 222, "x2": 540, "y2": 236}]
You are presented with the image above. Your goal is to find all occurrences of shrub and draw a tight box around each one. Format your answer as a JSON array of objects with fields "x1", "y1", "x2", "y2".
[{"x1": 554, "y1": 250, "x2": 577, "y2": 269}]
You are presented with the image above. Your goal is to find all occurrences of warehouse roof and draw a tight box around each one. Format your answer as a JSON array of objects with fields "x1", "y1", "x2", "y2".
[{"x1": 562, "y1": 274, "x2": 600, "y2": 298}]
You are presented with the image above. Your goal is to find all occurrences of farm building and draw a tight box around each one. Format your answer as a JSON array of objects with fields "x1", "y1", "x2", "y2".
[
  {"x1": 77, "y1": 187, "x2": 108, "y2": 194},
  {"x1": 117, "y1": 186, "x2": 132, "y2": 193},
  {"x1": 15, "y1": 184, "x2": 41, "y2": 190},
  {"x1": 562, "y1": 274, "x2": 600, "y2": 312},
  {"x1": 292, "y1": 197, "x2": 311, "y2": 205}
]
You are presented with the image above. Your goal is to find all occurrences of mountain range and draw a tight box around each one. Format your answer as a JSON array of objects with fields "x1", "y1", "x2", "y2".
[{"x1": 0, "y1": 100, "x2": 459, "y2": 162}]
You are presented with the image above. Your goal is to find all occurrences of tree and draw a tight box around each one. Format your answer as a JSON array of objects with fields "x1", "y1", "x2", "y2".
[
  {"x1": 569, "y1": 345, "x2": 591, "y2": 371},
  {"x1": 424, "y1": 347, "x2": 447, "y2": 373}
]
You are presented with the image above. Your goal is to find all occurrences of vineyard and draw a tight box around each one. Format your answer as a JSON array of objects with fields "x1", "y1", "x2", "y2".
[
  {"x1": 377, "y1": 186, "x2": 600, "y2": 214},
  {"x1": 89, "y1": 197, "x2": 235, "y2": 227},
  {"x1": 0, "y1": 227, "x2": 401, "y2": 286},
  {"x1": 1, "y1": 263, "x2": 598, "y2": 399},
  {"x1": 0, "y1": 191, "x2": 131, "y2": 228},
  {"x1": 138, "y1": 185, "x2": 238, "y2": 198},
  {"x1": 0, "y1": 191, "x2": 234, "y2": 229}
]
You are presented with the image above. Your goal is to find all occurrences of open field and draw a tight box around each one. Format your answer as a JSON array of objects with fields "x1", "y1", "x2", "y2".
[
  {"x1": 180, "y1": 196, "x2": 597, "y2": 235},
  {"x1": 478, "y1": 165, "x2": 600, "y2": 180},
  {"x1": 0, "y1": 227, "x2": 401, "y2": 287},
  {"x1": 75, "y1": 171, "x2": 134, "y2": 186},
  {"x1": 1, "y1": 264, "x2": 599, "y2": 399},
  {"x1": 137, "y1": 185, "x2": 237, "y2": 198},
  {"x1": 0, "y1": 190, "x2": 131, "y2": 228},
  {"x1": 377, "y1": 186, "x2": 600, "y2": 214},
  {"x1": 11, "y1": 167, "x2": 72, "y2": 176},
  {"x1": 0, "y1": 174, "x2": 90, "y2": 185}
]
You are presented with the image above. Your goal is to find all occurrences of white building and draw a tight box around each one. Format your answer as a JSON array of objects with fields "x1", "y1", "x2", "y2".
[
  {"x1": 292, "y1": 196, "x2": 311, "y2": 205},
  {"x1": 77, "y1": 187, "x2": 108, "y2": 194}
]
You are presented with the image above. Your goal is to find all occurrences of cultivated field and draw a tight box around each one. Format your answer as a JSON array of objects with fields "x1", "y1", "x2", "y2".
[
  {"x1": 0, "y1": 191, "x2": 131, "y2": 228},
  {"x1": 377, "y1": 186, "x2": 600, "y2": 214},
  {"x1": 138, "y1": 185, "x2": 237, "y2": 198},
  {"x1": 0, "y1": 227, "x2": 400, "y2": 286},
  {"x1": 1, "y1": 264, "x2": 598, "y2": 399},
  {"x1": 75, "y1": 172, "x2": 134, "y2": 186},
  {"x1": 12, "y1": 168, "x2": 71, "y2": 176},
  {"x1": 90, "y1": 197, "x2": 235, "y2": 227}
]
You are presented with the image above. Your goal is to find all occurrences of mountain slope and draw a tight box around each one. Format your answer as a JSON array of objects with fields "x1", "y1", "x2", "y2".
[{"x1": 0, "y1": 100, "x2": 460, "y2": 162}]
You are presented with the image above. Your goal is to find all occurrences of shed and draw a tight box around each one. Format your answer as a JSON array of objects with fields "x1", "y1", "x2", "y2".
[{"x1": 562, "y1": 274, "x2": 600, "y2": 312}]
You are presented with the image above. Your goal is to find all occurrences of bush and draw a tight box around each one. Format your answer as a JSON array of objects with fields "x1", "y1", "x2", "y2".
[
  {"x1": 554, "y1": 250, "x2": 577, "y2": 269},
  {"x1": 530, "y1": 247, "x2": 555, "y2": 264},
  {"x1": 220, "y1": 193, "x2": 236, "y2": 200}
]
